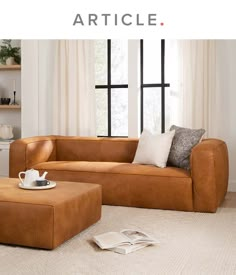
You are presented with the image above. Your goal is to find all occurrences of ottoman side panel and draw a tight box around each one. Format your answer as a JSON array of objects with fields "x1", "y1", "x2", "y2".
[
  {"x1": 0, "y1": 202, "x2": 54, "y2": 249},
  {"x1": 53, "y1": 185, "x2": 102, "y2": 248}
]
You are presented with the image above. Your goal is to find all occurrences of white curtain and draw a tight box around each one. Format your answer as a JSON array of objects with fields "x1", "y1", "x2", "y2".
[
  {"x1": 177, "y1": 40, "x2": 218, "y2": 137},
  {"x1": 51, "y1": 40, "x2": 96, "y2": 136}
]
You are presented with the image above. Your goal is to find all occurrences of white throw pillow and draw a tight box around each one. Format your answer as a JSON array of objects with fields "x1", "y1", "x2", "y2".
[{"x1": 132, "y1": 129, "x2": 175, "y2": 168}]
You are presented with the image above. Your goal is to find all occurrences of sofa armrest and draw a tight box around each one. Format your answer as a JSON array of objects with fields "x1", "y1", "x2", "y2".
[
  {"x1": 190, "y1": 139, "x2": 229, "y2": 212},
  {"x1": 9, "y1": 136, "x2": 57, "y2": 178}
]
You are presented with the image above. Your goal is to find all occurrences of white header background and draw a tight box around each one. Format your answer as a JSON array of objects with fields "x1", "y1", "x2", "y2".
[{"x1": 0, "y1": 0, "x2": 235, "y2": 38}]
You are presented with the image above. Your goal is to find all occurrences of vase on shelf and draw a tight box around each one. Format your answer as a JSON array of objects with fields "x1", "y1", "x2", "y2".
[
  {"x1": 0, "y1": 124, "x2": 13, "y2": 140},
  {"x1": 5, "y1": 57, "x2": 15, "y2": 66}
]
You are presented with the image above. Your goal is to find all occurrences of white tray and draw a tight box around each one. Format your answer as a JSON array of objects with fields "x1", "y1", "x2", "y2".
[{"x1": 18, "y1": 181, "x2": 56, "y2": 190}]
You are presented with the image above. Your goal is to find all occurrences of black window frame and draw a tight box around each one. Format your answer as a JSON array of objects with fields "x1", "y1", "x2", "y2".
[
  {"x1": 140, "y1": 39, "x2": 170, "y2": 133},
  {"x1": 95, "y1": 39, "x2": 170, "y2": 137},
  {"x1": 95, "y1": 39, "x2": 128, "y2": 137}
]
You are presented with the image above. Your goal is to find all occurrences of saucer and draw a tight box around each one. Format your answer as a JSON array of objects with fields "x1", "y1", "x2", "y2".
[{"x1": 18, "y1": 181, "x2": 57, "y2": 190}]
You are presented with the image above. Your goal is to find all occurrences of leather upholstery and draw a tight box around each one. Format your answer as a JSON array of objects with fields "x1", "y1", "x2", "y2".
[
  {"x1": 32, "y1": 161, "x2": 193, "y2": 211},
  {"x1": 0, "y1": 178, "x2": 101, "y2": 249},
  {"x1": 191, "y1": 139, "x2": 229, "y2": 212},
  {"x1": 9, "y1": 136, "x2": 56, "y2": 177},
  {"x1": 10, "y1": 136, "x2": 229, "y2": 212},
  {"x1": 56, "y1": 136, "x2": 138, "y2": 162}
]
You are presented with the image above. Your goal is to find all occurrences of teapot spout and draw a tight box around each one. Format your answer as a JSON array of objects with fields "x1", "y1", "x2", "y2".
[{"x1": 39, "y1": 171, "x2": 48, "y2": 180}]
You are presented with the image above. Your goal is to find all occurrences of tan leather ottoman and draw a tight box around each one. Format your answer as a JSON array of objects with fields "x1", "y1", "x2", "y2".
[{"x1": 0, "y1": 178, "x2": 102, "y2": 249}]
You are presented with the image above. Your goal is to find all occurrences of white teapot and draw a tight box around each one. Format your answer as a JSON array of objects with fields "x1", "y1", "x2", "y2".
[
  {"x1": 18, "y1": 169, "x2": 48, "y2": 187},
  {"x1": 0, "y1": 124, "x2": 13, "y2": 139}
]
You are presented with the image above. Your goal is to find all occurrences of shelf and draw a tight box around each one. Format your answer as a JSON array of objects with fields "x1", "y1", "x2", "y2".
[
  {"x1": 0, "y1": 105, "x2": 21, "y2": 109},
  {"x1": 0, "y1": 65, "x2": 21, "y2": 71}
]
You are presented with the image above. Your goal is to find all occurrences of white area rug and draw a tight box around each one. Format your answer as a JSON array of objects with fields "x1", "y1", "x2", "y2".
[{"x1": 0, "y1": 193, "x2": 236, "y2": 275}]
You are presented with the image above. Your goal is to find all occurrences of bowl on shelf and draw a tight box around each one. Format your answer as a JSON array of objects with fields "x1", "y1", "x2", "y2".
[{"x1": 0, "y1": 98, "x2": 11, "y2": 105}]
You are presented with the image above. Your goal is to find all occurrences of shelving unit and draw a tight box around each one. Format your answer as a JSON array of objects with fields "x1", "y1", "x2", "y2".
[
  {"x1": 0, "y1": 60, "x2": 21, "y2": 140},
  {"x1": 0, "y1": 65, "x2": 21, "y2": 71},
  {"x1": 0, "y1": 40, "x2": 21, "y2": 177}
]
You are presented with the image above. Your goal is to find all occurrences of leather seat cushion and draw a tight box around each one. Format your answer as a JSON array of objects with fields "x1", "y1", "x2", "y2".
[{"x1": 33, "y1": 161, "x2": 193, "y2": 211}]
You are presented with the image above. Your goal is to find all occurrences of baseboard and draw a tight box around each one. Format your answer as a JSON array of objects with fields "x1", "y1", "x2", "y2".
[{"x1": 228, "y1": 180, "x2": 236, "y2": 192}]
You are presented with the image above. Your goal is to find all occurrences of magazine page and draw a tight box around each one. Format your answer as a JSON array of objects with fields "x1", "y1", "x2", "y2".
[
  {"x1": 121, "y1": 229, "x2": 159, "y2": 244},
  {"x1": 93, "y1": 229, "x2": 160, "y2": 252},
  {"x1": 93, "y1": 231, "x2": 131, "y2": 249},
  {"x1": 109, "y1": 243, "x2": 149, "y2": 255}
]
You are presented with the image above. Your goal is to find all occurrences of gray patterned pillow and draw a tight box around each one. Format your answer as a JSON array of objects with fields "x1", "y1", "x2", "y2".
[{"x1": 167, "y1": 125, "x2": 205, "y2": 170}]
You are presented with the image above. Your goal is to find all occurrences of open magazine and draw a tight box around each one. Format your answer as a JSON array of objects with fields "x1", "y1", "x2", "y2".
[{"x1": 93, "y1": 229, "x2": 159, "y2": 254}]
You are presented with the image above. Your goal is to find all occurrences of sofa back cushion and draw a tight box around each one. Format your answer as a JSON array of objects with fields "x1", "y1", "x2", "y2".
[{"x1": 56, "y1": 137, "x2": 138, "y2": 163}]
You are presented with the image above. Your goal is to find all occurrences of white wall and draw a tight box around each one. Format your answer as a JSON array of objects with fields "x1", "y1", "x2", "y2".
[
  {"x1": 21, "y1": 40, "x2": 39, "y2": 137},
  {"x1": 216, "y1": 40, "x2": 236, "y2": 191},
  {"x1": 38, "y1": 40, "x2": 56, "y2": 135}
]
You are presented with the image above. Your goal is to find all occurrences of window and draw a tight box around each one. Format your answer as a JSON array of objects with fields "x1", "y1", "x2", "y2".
[
  {"x1": 95, "y1": 39, "x2": 174, "y2": 137},
  {"x1": 95, "y1": 40, "x2": 128, "y2": 137},
  {"x1": 140, "y1": 39, "x2": 170, "y2": 134}
]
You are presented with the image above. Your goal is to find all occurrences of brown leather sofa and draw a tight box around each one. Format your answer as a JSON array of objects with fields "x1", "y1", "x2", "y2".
[{"x1": 9, "y1": 136, "x2": 229, "y2": 213}]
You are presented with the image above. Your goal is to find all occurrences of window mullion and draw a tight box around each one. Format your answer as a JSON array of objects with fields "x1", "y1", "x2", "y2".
[
  {"x1": 107, "y1": 39, "x2": 111, "y2": 137},
  {"x1": 161, "y1": 39, "x2": 165, "y2": 133},
  {"x1": 140, "y1": 39, "x2": 144, "y2": 133}
]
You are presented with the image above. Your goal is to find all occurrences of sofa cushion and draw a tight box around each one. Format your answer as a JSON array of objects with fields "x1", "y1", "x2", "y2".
[
  {"x1": 33, "y1": 161, "x2": 190, "y2": 177},
  {"x1": 56, "y1": 137, "x2": 138, "y2": 163},
  {"x1": 32, "y1": 161, "x2": 193, "y2": 211},
  {"x1": 168, "y1": 125, "x2": 205, "y2": 170},
  {"x1": 132, "y1": 130, "x2": 175, "y2": 168}
]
